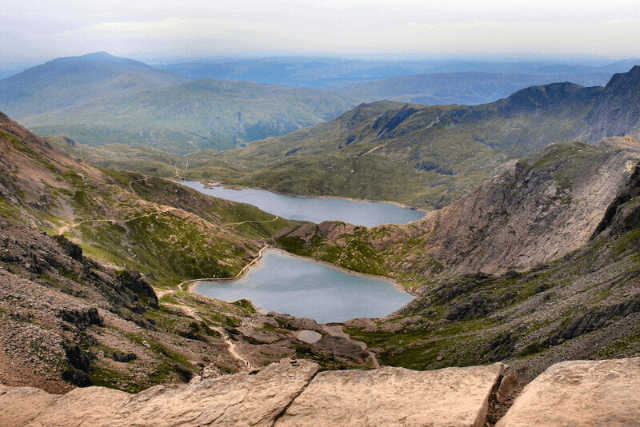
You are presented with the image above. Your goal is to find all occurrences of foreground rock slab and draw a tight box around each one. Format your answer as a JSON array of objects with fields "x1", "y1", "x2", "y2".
[
  {"x1": 497, "y1": 358, "x2": 640, "y2": 427},
  {"x1": 0, "y1": 386, "x2": 61, "y2": 427},
  {"x1": 28, "y1": 387, "x2": 132, "y2": 427},
  {"x1": 111, "y1": 358, "x2": 319, "y2": 427},
  {"x1": 276, "y1": 363, "x2": 506, "y2": 427},
  {"x1": 1, "y1": 359, "x2": 319, "y2": 427}
]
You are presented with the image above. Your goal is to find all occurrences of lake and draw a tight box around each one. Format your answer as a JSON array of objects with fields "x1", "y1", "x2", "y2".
[
  {"x1": 181, "y1": 181, "x2": 425, "y2": 226},
  {"x1": 195, "y1": 249, "x2": 414, "y2": 323}
]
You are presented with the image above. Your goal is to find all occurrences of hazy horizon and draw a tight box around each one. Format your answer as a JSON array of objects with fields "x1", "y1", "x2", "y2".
[{"x1": 3, "y1": 0, "x2": 640, "y2": 70}]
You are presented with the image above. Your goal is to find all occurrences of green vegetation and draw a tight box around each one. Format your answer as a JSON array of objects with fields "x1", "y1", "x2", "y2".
[
  {"x1": 50, "y1": 83, "x2": 613, "y2": 209},
  {"x1": 24, "y1": 79, "x2": 355, "y2": 154}
]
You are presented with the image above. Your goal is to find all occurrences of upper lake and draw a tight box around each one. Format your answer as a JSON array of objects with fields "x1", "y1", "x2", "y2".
[
  {"x1": 181, "y1": 181, "x2": 425, "y2": 226},
  {"x1": 195, "y1": 249, "x2": 414, "y2": 324}
]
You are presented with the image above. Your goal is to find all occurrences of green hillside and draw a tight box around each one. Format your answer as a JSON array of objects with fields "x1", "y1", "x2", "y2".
[
  {"x1": 0, "y1": 52, "x2": 189, "y2": 119},
  {"x1": 26, "y1": 79, "x2": 355, "y2": 154}
]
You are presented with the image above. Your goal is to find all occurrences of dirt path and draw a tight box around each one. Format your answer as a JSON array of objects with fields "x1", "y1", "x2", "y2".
[
  {"x1": 155, "y1": 289, "x2": 175, "y2": 299},
  {"x1": 361, "y1": 114, "x2": 442, "y2": 157},
  {"x1": 57, "y1": 206, "x2": 176, "y2": 236},
  {"x1": 128, "y1": 175, "x2": 148, "y2": 195},
  {"x1": 158, "y1": 295, "x2": 255, "y2": 371},
  {"x1": 361, "y1": 139, "x2": 396, "y2": 157},
  {"x1": 213, "y1": 326, "x2": 255, "y2": 370},
  {"x1": 178, "y1": 246, "x2": 269, "y2": 290},
  {"x1": 223, "y1": 215, "x2": 279, "y2": 228}
]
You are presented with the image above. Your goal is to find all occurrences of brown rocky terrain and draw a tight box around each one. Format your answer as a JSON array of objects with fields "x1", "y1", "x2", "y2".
[
  {"x1": 3, "y1": 68, "x2": 640, "y2": 426},
  {"x1": 274, "y1": 137, "x2": 640, "y2": 280},
  {"x1": 271, "y1": 137, "x2": 640, "y2": 380},
  {"x1": 1, "y1": 357, "x2": 639, "y2": 426},
  {"x1": 0, "y1": 110, "x2": 375, "y2": 394}
]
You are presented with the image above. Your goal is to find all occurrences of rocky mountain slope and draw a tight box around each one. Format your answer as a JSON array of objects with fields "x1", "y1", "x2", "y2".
[
  {"x1": 271, "y1": 136, "x2": 640, "y2": 376},
  {"x1": 0, "y1": 110, "x2": 374, "y2": 393},
  {"x1": 190, "y1": 66, "x2": 640, "y2": 209}
]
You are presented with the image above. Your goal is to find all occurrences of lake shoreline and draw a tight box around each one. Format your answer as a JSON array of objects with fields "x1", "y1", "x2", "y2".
[
  {"x1": 192, "y1": 180, "x2": 430, "y2": 215},
  {"x1": 193, "y1": 247, "x2": 415, "y2": 323},
  {"x1": 191, "y1": 246, "x2": 416, "y2": 297}
]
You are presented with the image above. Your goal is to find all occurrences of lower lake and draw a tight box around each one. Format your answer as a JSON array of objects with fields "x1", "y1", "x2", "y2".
[
  {"x1": 181, "y1": 181, "x2": 425, "y2": 227},
  {"x1": 195, "y1": 249, "x2": 414, "y2": 324}
]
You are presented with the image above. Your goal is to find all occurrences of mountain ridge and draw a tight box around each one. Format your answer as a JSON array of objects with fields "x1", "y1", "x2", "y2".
[{"x1": 186, "y1": 66, "x2": 640, "y2": 208}]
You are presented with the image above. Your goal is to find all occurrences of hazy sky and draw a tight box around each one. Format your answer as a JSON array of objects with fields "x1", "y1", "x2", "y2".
[{"x1": 2, "y1": 0, "x2": 640, "y2": 67}]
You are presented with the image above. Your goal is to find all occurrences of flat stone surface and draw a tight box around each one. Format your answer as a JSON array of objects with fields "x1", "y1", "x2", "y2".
[
  {"x1": 28, "y1": 386, "x2": 132, "y2": 427},
  {"x1": 111, "y1": 358, "x2": 319, "y2": 427},
  {"x1": 296, "y1": 330, "x2": 322, "y2": 344},
  {"x1": 276, "y1": 362, "x2": 506, "y2": 427},
  {"x1": 0, "y1": 386, "x2": 60, "y2": 427},
  {"x1": 497, "y1": 358, "x2": 640, "y2": 427}
]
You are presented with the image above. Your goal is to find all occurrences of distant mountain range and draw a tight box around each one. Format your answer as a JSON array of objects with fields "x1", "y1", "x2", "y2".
[
  {"x1": 0, "y1": 52, "x2": 189, "y2": 118},
  {"x1": 200, "y1": 66, "x2": 640, "y2": 208},
  {"x1": 2, "y1": 52, "x2": 638, "y2": 155},
  {"x1": 156, "y1": 57, "x2": 640, "y2": 89},
  {"x1": 331, "y1": 71, "x2": 612, "y2": 106},
  {"x1": 0, "y1": 52, "x2": 356, "y2": 154}
]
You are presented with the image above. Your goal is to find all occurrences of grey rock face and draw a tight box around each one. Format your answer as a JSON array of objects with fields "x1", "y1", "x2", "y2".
[
  {"x1": 497, "y1": 358, "x2": 640, "y2": 427},
  {"x1": 276, "y1": 363, "x2": 506, "y2": 427},
  {"x1": 6, "y1": 358, "x2": 640, "y2": 427}
]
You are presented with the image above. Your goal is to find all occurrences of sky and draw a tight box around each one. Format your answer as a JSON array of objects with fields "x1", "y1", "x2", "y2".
[{"x1": 2, "y1": 0, "x2": 640, "y2": 68}]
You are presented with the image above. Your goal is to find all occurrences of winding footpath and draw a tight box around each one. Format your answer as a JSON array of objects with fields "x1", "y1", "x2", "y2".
[{"x1": 222, "y1": 214, "x2": 279, "y2": 228}]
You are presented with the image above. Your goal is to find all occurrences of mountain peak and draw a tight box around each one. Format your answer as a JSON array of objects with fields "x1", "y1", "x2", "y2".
[
  {"x1": 603, "y1": 65, "x2": 640, "y2": 92},
  {"x1": 81, "y1": 51, "x2": 115, "y2": 59}
]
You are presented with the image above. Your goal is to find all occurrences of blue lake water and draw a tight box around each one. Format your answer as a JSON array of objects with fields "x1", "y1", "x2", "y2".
[
  {"x1": 181, "y1": 181, "x2": 425, "y2": 227},
  {"x1": 195, "y1": 249, "x2": 414, "y2": 323}
]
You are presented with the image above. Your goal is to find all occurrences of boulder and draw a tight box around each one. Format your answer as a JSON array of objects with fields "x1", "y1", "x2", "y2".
[
  {"x1": 497, "y1": 358, "x2": 640, "y2": 426},
  {"x1": 276, "y1": 363, "x2": 506, "y2": 427},
  {"x1": 311, "y1": 336, "x2": 370, "y2": 364}
]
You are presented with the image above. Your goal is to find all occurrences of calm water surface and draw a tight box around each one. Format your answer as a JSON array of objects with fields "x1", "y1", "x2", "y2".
[
  {"x1": 195, "y1": 249, "x2": 414, "y2": 323},
  {"x1": 181, "y1": 181, "x2": 425, "y2": 226}
]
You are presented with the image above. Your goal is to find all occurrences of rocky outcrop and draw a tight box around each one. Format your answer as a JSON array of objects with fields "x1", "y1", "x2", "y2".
[
  {"x1": 1, "y1": 359, "x2": 506, "y2": 427},
  {"x1": 0, "y1": 386, "x2": 61, "y2": 427},
  {"x1": 279, "y1": 138, "x2": 640, "y2": 277},
  {"x1": 497, "y1": 358, "x2": 640, "y2": 426},
  {"x1": 4, "y1": 358, "x2": 640, "y2": 426},
  {"x1": 275, "y1": 363, "x2": 505, "y2": 427},
  {"x1": 584, "y1": 65, "x2": 640, "y2": 142},
  {"x1": 116, "y1": 270, "x2": 159, "y2": 309},
  {"x1": 412, "y1": 139, "x2": 640, "y2": 275}
]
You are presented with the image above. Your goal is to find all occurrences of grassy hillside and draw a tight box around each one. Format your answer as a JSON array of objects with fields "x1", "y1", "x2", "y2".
[
  {"x1": 207, "y1": 84, "x2": 602, "y2": 209},
  {"x1": 0, "y1": 52, "x2": 189, "y2": 119},
  {"x1": 0, "y1": 110, "x2": 300, "y2": 287},
  {"x1": 48, "y1": 85, "x2": 603, "y2": 209},
  {"x1": 23, "y1": 79, "x2": 356, "y2": 154}
]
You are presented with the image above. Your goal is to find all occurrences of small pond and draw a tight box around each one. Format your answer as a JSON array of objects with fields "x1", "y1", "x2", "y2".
[
  {"x1": 181, "y1": 181, "x2": 425, "y2": 227},
  {"x1": 195, "y1": 249, "x2": 414, "y2": 324}
]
